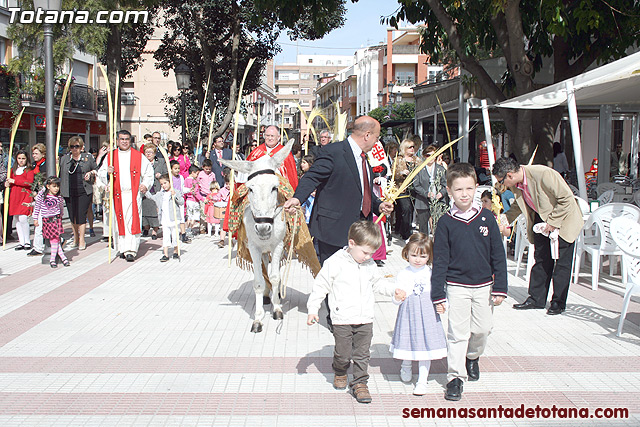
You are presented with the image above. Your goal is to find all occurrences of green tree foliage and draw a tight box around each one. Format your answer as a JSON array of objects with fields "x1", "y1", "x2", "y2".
[
  {"x1": 368, "y1": 102, "x2": 415, "y2": 124},
  {"x1": 392, "y1": 0, "x2": 640, "y2": 164},
  {"x1": 253, "y1": 0, "x2": 347, "y2": 40},
  {"x1": 154, "y1": 0, "x2": 283, "y2": 143}
]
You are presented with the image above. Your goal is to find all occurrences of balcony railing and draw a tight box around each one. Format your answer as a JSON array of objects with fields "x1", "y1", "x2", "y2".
[
  {"x1": 68, "y1": 83, "x2": 95, "y2": 110},
  {"x1": 395, "y1": 76, "x2": 416, "y2": 86},
  {"x1": 393, "y1": 45, "x2": 420, "y2": 55},
  {"x1": 0, "y1": 73, "x2": 107, "y2": 114},
  {"x1": 0, "y1": 73, "x2": 16, "y2": 99}
]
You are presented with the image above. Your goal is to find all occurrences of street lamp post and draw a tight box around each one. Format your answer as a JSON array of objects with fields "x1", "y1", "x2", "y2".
[
  {"x1": 174, "y1": 63, "x2": 191, "y2": 145},
  {"x1": 34, "y1": 0, "x2": 61, "y2": 177},
  {"x1": 377, "y1": 81, "x2": 403, "y2": 137}
]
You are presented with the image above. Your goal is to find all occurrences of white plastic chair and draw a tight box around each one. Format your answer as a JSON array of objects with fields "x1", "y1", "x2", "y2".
[
  {"x1": 514, "y1": 214, "x2": 534, "y2": 281},
  {"x1": 596, "y1": 182, "x2": 623, "y2": 197},
  {"x1": 609, "y1": 217, "x2": 640, "y2": 336},
  {"x1": 573, "y1": 203, "x2": 640, "y2": 291},
  {"x1": 598, "y1": 189, "x2": 615, "y2": 205},
  {"x1": 575, "y1": 196, "x2": 590, "y2": 216}
]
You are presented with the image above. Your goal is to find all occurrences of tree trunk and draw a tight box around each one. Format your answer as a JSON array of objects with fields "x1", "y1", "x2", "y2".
[{"x1": 208, "y1": 3, "x2": 241, "y2": 140}]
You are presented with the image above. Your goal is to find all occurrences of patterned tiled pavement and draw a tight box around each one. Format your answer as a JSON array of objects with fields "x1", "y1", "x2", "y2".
[{"x1": 0, "y1": 227, "x2": 639, "y2": 426}]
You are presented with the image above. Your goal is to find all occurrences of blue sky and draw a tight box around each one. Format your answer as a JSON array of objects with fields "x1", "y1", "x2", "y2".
[{"x1": 274, "y1": 0, "x2": 402, "y2": 64}]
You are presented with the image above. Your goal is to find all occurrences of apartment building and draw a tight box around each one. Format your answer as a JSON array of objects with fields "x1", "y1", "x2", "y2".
[
  {"x1": 0, "y1": 1, "x2": 107, "y2": 152},
  {"x1": 380, "y1": 27, "x2": 450, "y2": 108},
  {"x1": 275, "y1": 54, "x2": 352, "y2": 143}
]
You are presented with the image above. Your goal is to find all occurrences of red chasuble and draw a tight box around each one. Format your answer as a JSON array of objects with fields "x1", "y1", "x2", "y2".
[
  {"x1": 109, "y1": 149, "x2": 142, "y2": 236},
  {"x1": 246, "y1": 143, "x2": 298, "y2": 190}
]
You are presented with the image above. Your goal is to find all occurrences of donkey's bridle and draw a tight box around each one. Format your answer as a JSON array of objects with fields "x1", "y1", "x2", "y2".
[
  {"x1": 247, "y1": 169, "x2": 279, "y2": 224},
  {"x1": 248, "y1": 169, "x2": 276, "y2": 181}
]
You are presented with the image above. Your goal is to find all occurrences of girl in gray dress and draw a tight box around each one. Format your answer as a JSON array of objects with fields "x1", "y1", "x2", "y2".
[{"x1": 391, "y1": 233, "x2": 447, "y2": 395}]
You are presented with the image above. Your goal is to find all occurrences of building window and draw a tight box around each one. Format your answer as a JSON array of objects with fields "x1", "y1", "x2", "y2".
[
  {"x1": 396, "y1": 71, "x2": 415, "y2": 86},
  {"x1": 300, "y1": 73, "x2": 310, "y2": 80},
  {"x1": 308, "y1": 58, "x2": 313, "y2": 63},
  {"x1": 313, "y1": 74, "x2": 320, "y2": 80},
  {"x1": 300, "y1": 88, "x2": 310, "y2": 95}
]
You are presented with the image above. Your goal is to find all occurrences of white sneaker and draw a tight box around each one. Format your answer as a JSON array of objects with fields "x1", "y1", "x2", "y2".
[
  {"x1": 413, "y1": 382, "x2": 428, "y2": 396},
  {"x1": 400, "y1": 366, "x2": 412, "y2": 383}
]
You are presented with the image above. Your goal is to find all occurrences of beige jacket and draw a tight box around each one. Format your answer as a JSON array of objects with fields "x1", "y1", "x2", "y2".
[{"x1": 505, "y1": 165, "x2": 583, "y2": 244}]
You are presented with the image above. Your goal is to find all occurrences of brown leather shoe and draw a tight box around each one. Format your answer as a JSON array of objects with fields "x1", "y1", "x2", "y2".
[
  {"x1": 333, "y1": 374, "x2": 347, "y2": 390},
  {"x1": 352, "y1": 383, "x2": 372, "y2": 403}
]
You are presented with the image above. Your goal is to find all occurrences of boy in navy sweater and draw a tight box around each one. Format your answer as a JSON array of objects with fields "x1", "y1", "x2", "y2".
[{"x1": 431, "y1": 162, "x2": 508, "y2": 401}]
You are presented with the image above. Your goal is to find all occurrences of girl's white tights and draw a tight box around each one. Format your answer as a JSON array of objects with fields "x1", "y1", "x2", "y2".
[
  {"x1": 15, "y1": 215, "x2": 30, "y2": 246},
  {"x1": 402, "y1": 360, "x2": 431, "y2": 384}
]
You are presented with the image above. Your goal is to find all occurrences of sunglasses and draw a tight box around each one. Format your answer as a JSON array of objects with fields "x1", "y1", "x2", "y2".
[{"x1": 70, "y1": 145, "x2": 81, "y2": 149}]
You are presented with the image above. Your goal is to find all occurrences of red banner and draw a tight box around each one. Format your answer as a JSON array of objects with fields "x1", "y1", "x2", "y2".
[
  {"x1": 0, "y1": 111, "x2": 30, "y2": 130},
  {"x1": 90, "y1": 121, "x2": 107, "y2": 135}
]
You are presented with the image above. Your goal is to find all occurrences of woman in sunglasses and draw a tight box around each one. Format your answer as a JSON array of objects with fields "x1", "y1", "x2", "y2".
[
  {"x1": 58, "y1": 136, "x2": 98, "y2": 250},
  {"x1": 169, "y1": 142, "x2": 191, "y2": 179}
]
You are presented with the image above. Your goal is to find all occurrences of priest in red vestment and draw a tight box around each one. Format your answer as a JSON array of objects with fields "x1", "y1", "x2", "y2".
[
  {"x1": 246, "y1": 125, "x2": 298, "y2": 190},
  {"x1": 98, "y1": 130, "x2": 154, "y2": 262}
]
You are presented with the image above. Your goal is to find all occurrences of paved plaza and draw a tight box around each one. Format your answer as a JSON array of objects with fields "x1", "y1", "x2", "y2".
[{"x1": 0, "y1": 227, "x2": 639, "y2": 426}]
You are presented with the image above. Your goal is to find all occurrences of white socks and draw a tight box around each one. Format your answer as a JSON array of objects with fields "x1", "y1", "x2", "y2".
[{"x1": 417, "y1": 360, "x2": 431, "y2": 385}]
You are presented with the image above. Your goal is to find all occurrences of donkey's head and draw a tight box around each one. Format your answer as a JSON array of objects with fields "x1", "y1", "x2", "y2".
[{"x1": 220, "y1": 140, "x2": 294, "y2": 239}]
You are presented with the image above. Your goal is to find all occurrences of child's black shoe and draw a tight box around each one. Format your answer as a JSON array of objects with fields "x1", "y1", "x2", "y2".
[{"x1": 160, "y1": 255, "x2": 169, "y2": 262}]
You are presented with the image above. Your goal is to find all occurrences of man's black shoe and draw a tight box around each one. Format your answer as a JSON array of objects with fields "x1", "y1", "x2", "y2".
[
  {"x1": 125, "y1": 254, "x2": 135, "y2": 262},
  {"x1": 445, "y1": 378, "x2": 463, "y2": 401},
  {"x1": 466, "y1": 358, "x2": 479, "y2": 381},
  {"x1": 513, "y1": 299, "x2": 545, "y2": 310},
  {"x1": 27, "y1": 249, "x2": 43, "y2": 257},
  {"x1": 547, "y1": 302, "x2": 565, "y2": 315}
]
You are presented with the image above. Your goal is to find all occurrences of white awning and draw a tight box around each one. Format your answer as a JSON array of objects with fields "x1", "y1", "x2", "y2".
[{"x1": 496, "y1": 51, "x2": 640, "y2": 109}]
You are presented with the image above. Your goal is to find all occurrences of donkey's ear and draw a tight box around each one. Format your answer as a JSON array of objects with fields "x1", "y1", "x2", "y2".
[
  {"x1": 220, "y1": 158, "x2": 254, "y2": 174},
  {"x1": 270, "y1": 139, "x2": 294, "y2": 169}
]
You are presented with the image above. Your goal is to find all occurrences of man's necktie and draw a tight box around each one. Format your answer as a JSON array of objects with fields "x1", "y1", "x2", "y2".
[{"x1": 361, "y1": 152, "x2": 371, "y2": 217}]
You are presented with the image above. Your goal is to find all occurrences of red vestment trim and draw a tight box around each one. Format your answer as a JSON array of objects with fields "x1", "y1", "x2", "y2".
[{"x1": 110, "y1": 149, "x2": 142, "y2": 236}]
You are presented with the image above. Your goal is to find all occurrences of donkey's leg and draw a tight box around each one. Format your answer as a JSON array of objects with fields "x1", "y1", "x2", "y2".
[
  {"x1": 262, "y1": 254, "x2": 272, "y2": 306},
  {"x1": 248, "y1": 245, "x2": 266, "y2": 333},
  {"x1": 269, "y1": 240, "x2": 285, "y2": 320}
]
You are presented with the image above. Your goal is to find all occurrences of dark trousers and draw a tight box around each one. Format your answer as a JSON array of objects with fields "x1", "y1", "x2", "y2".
[
  {"x1": 332, "y1": 323, "x2": 373, "y2": 386},
  {"x1": 415, "y1": 208, "x2": 430, "y2": 235},
  {"x1": 396, "y1": 196, "x2": 414, "y2": 239},
  {"x1": 318, "y1": 240, "x2": 342, "y2": 329},
  {"x1": 528, "y1": 214, "x2": 575, "y2": 308}
]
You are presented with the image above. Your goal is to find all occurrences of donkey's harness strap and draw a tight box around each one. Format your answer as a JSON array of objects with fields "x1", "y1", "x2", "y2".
[
  {"x1": 248, "y1": 169, "x2": 276, "y2": 181},
  {"x1": 247, "y1": 169, "x2": 278, "y2": 224}
]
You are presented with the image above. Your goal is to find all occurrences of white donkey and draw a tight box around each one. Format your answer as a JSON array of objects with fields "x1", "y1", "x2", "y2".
[{"x1": 220, "y1": 141, "x2": 294, "y2": 333}]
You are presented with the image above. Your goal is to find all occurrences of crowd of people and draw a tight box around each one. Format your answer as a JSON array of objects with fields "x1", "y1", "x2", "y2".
[{"x1": 0, "y1": 115, "x2": 599, "y2": 405}]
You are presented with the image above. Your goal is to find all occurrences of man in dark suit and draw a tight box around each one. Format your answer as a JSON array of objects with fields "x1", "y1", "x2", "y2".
[
  {"x1": 284, "y1": 116, "x2": 394, "y2": 264},
  {"x1": 209, "y1": 136, "x2": 232, "y2": 186}
]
